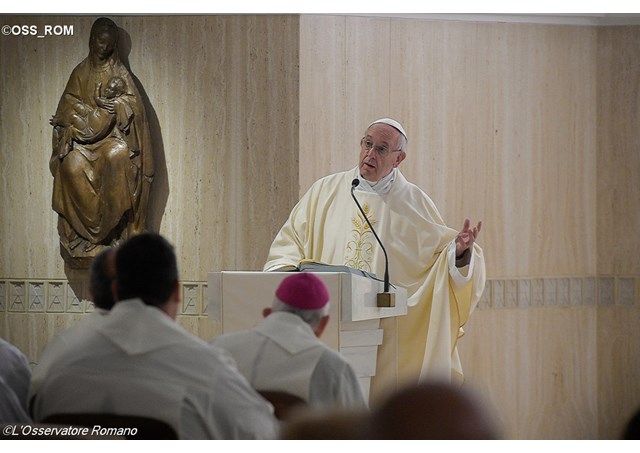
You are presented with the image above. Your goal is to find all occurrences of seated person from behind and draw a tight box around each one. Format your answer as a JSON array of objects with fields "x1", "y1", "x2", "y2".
[
  {"x1": 29, "y1": 247, "x2": 116, "y2": 407},
  {"x1": 212, "y1": 273, "x2": 367, "y2": 410},
  {"x1": 367, "y1": 380, "x2": 500, "y2": 440},
  {"x1": 0, "y1": 338, "x2": 32, "y2": 423},
  {"x1": 30, "y1": 233, "x2": 279, "y2": 439}
]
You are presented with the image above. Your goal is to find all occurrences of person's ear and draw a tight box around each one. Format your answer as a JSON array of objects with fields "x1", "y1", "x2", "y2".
[
  {"x1": 164, "y1": 281, "x2": 181, "y2": 320},
  {"x1": 314, "y1": 315, "x2": 330, "y2": 337},
  {"x1": 393, "y1": 151, "x2": 406, "y2": 168},
  {"x1": 262, "y1": 307, "x2": 272, "y2": 318}
]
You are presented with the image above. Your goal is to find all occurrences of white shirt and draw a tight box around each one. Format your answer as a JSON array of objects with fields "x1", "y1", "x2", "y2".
[{"x1": 31, "y1": 299, "x2": 279, "y2": 439}]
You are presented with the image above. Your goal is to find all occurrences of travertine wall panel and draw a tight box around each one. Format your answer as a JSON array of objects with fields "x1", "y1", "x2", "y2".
[
  {"x1": 595, "y1": 26, "x2": 640, "y2": 438},
  {"x1": 597, "y1": 26, "x2": 640, "y2": 276},
  {"x1": 300, "y1": 18, "x2": 597, "y2": 279},
  {"x1": 0, "y1": 15, "x2": 299, "y2": 281},
  {"x1": 597, "y1": 305, "x2": 640, "y2": 439},
  {"x1": 298, "y1": 16, "x2": 637, "y2": 440}
]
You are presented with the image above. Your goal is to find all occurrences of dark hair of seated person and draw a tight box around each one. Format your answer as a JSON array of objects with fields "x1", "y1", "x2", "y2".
[{"x1": 115, "y1": 233, "x2": 179, "y2": 307}]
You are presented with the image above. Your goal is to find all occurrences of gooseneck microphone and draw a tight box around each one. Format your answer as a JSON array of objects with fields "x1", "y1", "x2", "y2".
[{"x1": 351, "y1": 178, "x2": 395, "y2": 307}]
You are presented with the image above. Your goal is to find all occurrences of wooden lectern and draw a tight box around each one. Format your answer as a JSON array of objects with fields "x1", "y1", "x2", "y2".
[{"x1": 207, "y1": 271, "x2": 407, "y2": 403}]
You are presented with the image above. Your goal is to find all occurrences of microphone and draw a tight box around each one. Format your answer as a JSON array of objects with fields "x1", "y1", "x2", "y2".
[{"x1": 350, "y1": 178, "x2": 395, "y2": 307}]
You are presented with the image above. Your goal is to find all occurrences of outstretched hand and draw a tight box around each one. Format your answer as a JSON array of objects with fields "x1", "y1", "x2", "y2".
[{"x1": 455, "y1": 218, "x2": 482, "y2": 259}]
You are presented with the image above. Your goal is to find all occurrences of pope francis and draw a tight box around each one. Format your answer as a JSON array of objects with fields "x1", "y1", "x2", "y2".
[{"x1": 264, "y1": 118, "x2": 486, "y2": 401}]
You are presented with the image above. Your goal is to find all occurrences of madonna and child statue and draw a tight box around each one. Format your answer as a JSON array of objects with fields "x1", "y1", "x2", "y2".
[{"x1": 49, "y1": 17, "x2": 154, "y2": 268}]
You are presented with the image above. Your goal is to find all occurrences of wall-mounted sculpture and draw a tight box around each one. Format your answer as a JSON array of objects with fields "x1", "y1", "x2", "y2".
[{"x1": 49, "y1": 17, "x2": 154, "y2": 268}]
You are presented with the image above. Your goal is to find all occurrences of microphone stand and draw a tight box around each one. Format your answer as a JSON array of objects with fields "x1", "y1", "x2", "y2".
[{"x1": 351, "y1": 179, "x2": 395, "y2": 307}]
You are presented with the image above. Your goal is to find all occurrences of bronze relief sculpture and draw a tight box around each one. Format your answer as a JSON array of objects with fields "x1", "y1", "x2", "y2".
[{"x1": 50, "y1": 17, "x2": 153, "y2": 267}]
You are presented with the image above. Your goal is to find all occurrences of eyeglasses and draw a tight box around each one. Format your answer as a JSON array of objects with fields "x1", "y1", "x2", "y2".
[{"x1": 360, "y1": 138, "x2": 401, "y2": 157}]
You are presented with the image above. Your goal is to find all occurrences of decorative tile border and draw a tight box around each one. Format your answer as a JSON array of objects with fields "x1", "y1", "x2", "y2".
[
  {"x1": 0, "y1": 279, "x2": 211, "y2": 316},
  {"x1": 8, "y1": 281, "x2": 26, "y2": 312},
  {"x1": 181, "y1": 282, "x2": 201, "y2": 316},
  {"x1": 619, "y1": 278, "x2": 635, "y2": 306},
  {"x1": 0, "y1": 277, "x2": 637, "y2": 314},
  {"x1": 475, "y1": 276, "x2": 639, "y2": 309},
  {"x1": 0, "y1": 281, "x2": 6, "y2": 312},
  {"x1": 46, "y1": 281, "x2": 66, "y2": 313},
  {"x1": 27, "y1": 281, "x2": 46, "y2": 312},
  {"x1": 518, "y1": 279, "x2": 531, "y2": 308}
]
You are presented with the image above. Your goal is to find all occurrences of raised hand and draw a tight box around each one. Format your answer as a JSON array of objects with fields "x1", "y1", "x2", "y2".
[{"x1": 455, "y1": 218, "x2": 482, "y2": 259}]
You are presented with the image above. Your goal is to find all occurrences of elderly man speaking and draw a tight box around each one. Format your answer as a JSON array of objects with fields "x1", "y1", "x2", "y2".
[{"x1": 264, "y1": 118, "x2": 485, "y2": 401}]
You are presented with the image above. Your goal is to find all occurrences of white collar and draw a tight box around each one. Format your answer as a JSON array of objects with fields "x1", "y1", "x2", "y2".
[{"x1": 356, "y1": 167, "x2": 397, "y2": 194}]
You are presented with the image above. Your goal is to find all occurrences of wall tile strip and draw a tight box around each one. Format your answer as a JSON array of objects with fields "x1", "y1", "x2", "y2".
[
  {"x1": 0, "y1": 280, "x2": 210, "y2": 315},
  {"x1": 0, "y1": 277, "x2": 636, "y2": 313}
]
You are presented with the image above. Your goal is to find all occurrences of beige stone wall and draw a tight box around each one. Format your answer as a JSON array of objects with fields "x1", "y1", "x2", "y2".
[
  {"x1": 1, "y1": 14, "x2": 638, "y2": 440},
  {"x1": 0, "y1": 15, "x2": 299, "y2": 340},
  {"x1": 298, "y1": 16, "x2": 639, "y2": 439},
  {"x1": 595, "y1": 26, "x2": 640, "y2": 440},
  {"x1": 0, "y1": 13, "x2": 300, "y2": 389},
  {"x1": 0, "y1": 15, "x2": 299, "y2": 280}
]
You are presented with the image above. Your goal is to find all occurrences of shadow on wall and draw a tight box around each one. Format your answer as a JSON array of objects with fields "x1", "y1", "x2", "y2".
[{"x1": 117, "y1": 27, "x2": 168, "y2": 237}]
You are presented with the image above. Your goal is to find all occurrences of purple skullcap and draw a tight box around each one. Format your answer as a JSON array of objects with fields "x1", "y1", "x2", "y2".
[{"x1": 275, "y1": 273, "x2": 330, "y2": 310}]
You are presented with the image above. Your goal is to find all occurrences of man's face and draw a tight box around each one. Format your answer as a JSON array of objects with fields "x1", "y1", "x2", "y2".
[{"x1": 359, "y1": 123, "x2": 406, "y2": 182}]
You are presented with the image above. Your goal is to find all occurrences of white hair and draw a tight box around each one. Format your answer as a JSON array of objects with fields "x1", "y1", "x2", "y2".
[{"x1": 271, "y1": 298, "x2": 330, "y2": 330}]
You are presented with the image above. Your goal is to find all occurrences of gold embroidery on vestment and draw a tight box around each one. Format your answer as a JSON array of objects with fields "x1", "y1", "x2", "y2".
[{"x1": 345, "y1": 203, "x2": 376, "y2": 272}]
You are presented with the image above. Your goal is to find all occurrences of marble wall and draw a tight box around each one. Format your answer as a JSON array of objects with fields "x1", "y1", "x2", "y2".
[
  {"x1": 297, "y1": 16, "x2": 640, "y2": 439},
  {"x1": 1, "y1": 14, "x2": 639, "y2": 439},
  {"x1": 0, "y1": 15, "x2": 300, "y2": 281}
]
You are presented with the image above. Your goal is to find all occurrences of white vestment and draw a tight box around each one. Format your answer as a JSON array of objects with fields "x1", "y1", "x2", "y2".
[
  {"x1": 212, "y1": 312, "x2": 367, "y2": 409},
  {"x1": 0, "y1": 338, "x2": 32, "y2": 421},
  {"x1": 31, "y1": 299, "x2": 279, "y2": 439},
  {"x1": 264, "y1": 168, "x2": 485, "y2": 394}
]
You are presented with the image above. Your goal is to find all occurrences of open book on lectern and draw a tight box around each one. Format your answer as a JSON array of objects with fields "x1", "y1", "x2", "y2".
[{"x1": 275, "y1": 259, "x2": 391, "y2": 288}]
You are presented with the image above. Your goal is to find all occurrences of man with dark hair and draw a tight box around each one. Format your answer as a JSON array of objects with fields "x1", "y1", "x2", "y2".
[
  {"x1": 114, "y1": 233, "x2": 179, "y2": 308},
  {"x1": 31, "y1": 233, "x2": 279, "y2": 439},
  {"x1": 88, "y1": 247, "x2": 116, "y2": 310}
]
